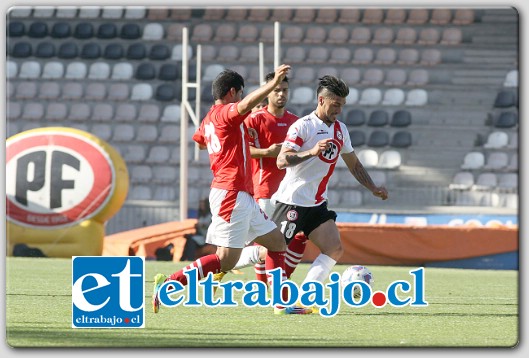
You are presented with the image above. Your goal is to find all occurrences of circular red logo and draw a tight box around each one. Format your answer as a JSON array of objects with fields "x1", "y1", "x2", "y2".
[
  {"x1": 286, "y1": 210, "x2": 299, "y2": 221},
  {"x1": 6, "y1": 131, "x2": 115, "y2": 228}
]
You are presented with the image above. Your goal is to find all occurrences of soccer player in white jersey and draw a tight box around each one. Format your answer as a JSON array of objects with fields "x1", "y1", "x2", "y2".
[
  {"x1": 152, "y1": 65, "x2": 311, "y2": 315},
  {"x1": 271, "y1": 75, "x2": 388, "y2": 310}
]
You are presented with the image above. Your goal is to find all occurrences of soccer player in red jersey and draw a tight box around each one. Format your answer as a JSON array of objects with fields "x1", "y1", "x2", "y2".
[{"x1": 152, "y1": 65, "x2": 311, "y2": 315}]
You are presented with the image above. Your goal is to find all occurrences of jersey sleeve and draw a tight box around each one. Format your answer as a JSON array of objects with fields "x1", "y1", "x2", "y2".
[
  {"x1": 283, "y1": 119, "x2": 305, "y2": 151},
  {"x1": 340, "y1": 122, "x2": 354, "y2": 154},
  {"x1": 219, "y1": 102, "x2": 248, "y2": 128},
  {"x1": 244, "y1": 113, "x2": 258, "y2": 147}
]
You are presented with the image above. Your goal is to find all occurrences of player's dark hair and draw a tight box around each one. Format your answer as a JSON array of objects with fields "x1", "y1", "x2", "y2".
[
  {"x1": 265, "y1": 71, "x2": 289, "y2": 83},
  {"x1": 316, "y1": 75, "x2": 349, "y2": 98},
  {"x1": 212, "y1": 69, "x2": 245, "y2": 100}
]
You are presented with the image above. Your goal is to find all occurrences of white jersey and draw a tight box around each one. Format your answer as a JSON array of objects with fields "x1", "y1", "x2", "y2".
[{"x1": 272, "y1": 112, "x2": 354, "y2": 207}]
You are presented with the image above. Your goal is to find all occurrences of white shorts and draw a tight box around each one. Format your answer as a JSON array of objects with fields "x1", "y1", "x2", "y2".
[
  {"x1": 206, "y1": 188, "x2": 277, "y2": 249},
  {"x1": 257, "y1": 198, "x2": 276, "y2": 218}
]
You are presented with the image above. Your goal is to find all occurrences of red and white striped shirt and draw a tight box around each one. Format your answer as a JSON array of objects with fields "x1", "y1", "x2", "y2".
[
  {"x1": 271, "y1": 112, "x2": 354, "y2": 206},
  {"x1": 192, "y1": 102, "x2": 254, "y2": 194}
]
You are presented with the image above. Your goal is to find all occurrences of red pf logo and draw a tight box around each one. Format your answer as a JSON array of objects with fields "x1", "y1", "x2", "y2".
[
  {"x1": 6, "y1": 130, "x2": 115, "y2": 228},
  {"x1": 318, "y1": 139, "x2": 341, "y2": 164}
]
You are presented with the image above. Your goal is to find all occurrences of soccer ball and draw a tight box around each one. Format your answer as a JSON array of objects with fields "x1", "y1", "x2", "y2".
[{"x1": 341, "y1": 265, "x2": 374, "y2": 298}]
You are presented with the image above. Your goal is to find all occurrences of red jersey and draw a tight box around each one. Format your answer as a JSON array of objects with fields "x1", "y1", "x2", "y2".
[
  {"x1": 244, "y1": 107, "x2": 298, "y2": 199},
  {"x1": 192, "y1": 102, "x2": 254, "y2": 193}
]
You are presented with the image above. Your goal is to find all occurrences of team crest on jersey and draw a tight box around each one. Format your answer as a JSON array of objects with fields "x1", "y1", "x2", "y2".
[
  {"x1": 286, "y1": 209, "x2": 298, "y2": 221},
  {"x1": 336, "y1": 131, "x2": 343, "y2": 141}
]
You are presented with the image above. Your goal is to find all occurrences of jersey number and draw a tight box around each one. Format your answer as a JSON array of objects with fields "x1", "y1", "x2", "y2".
[
  {"x1": 204, "y1": 123, "x2": 221, "y2": 154},
  {"x1": 280, "y1": 221, "x2": 297, "y2": 239}
]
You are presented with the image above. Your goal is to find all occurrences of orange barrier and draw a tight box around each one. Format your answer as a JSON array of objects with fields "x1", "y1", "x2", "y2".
[
  {"x1": 103, "y1": 221, "x2": 518, "y2": 266},
  {"x1": 302, "y1": 223, "x2": 519, "y2": 265},
  {"x1": 103, "y1": 219, "x2": 198, "y2": 260}
]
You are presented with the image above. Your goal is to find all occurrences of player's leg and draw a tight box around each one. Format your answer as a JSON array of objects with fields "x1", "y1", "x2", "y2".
[{"x1": 284, "y1": 232, "x2": 308, "y2": 279}]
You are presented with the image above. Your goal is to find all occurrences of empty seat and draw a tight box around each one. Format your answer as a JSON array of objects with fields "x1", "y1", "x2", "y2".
[
  {"x1": 390, "y1": 110, "x2": 412, "y2": 127},
  {"x1": 503, "y1": 70, "x2": 519, "y2": 87},
  {"x1": 284, "y1": 46, "x2": 306, "y2": 63},
  {"x1": 135, "y1": 63, "x2": 156, "y2": 80},
  {"x1": 372, "y1": 27, "x2": 394, "y2": 45},
  {"x1": 494, "y1": 90, "x2": 517, "y2": 108},
  {"x1": 35, "y1": 42, "x2": 55, "y2": 58},
  {"x1": 45, "y1": 102, "x2": 68, "y2": 121},
  {"x1": 8, "y1": 21, "x2": 25, "y2": 37},
  {"x1": 202, "y1": 8, "x2": 224, "y2": 20},
  {"x1": 38, "y1": 81, "x2": 61, "y2": 99},
  {"x1": 304, "y1": 26, "x2": 326, "y2": 44},
  {"x1": 407, "y1": 9, "x2": 429, "y2": 24},
  {"x1": 146, "y1": 146, "x2": 171, "y2": 164},
  {"x1": 306, "y1": 47, "x2": 329, "y2": 64},
  {"x1": 111, "y1": 62, "x2": 133, "y2": 80},
  {"x1": 120, "y1": 23, "x2": 141, "y2": 40},
  {"x1": 367, "y1": 110, "x2": 389, "y2": 127},
  {"x1": 50, "y1": 22, "x2": 72, "y2": 39},
  {"x1": 114, "y1": 103, "x2": 137, "y2": 121},
  {"x1": 136, "y1": 124, "x2": 159, "y2": 142},
  {"x1": 291, "y1": 66, "x2": 316, "y2": 85},
  {"x1": 9, "y1": 7, "x2": 32, "y2": 17},
  {"x1": 430, "y1": 9, "x2": 452, "y2": 25},
  {"x1": 440, "y1": 28, "x2": 463, "y2": 45},
  {"x1": 61, "y1": 82, "x2": 83, "y2": 100},
  {"x1": 126, "y1": 43, "x2": 147, "y2": 60},
  {"x1": 270, "y1": 8, "x2": 293, "y2": 21},
  {"x1": 7, "y1": 61, "x2": 18, "y2": 79},
  {"x1": 107, "y1": 83, "x2": 130, "y2": 101},
  {"x1": 282, "y1": 25, "x2": 304, "y2": 43},
  {"x1": 97, "y1": 23, "x2": 117, "y2": 39},
  {"x1": 103, "y1": 43, "x2": 125, "y2": 60},
  {"x1": 473, "y1": 172, "x2": 498, "y2": 191},
  {"x1": 214, "y1": 24, "x2": 236, "y2": 42},
  {"x1": 78, "y1": 6, "x2": 101, "y2": 18},
  {"x1": 15, "y1": 82, "x2": 37, "y2": 99},
  {"x1": 155, "y1": 84, "x2": 178, "y2": 102},
  {"x1": 484, "y1": 152, "x2": 509, "y2": 170},
  {"x1": 74, "y1": 22, "x2": 94, "y2": 39},
  {"x1": 124, "y1": 6, "x2": 147, "y2": 19},
  {"x1": 390, "y1": 131, "x2": 412, "y2": 148},
  {"x1": 358, "y1": 88, "x2": 382, "y2": 105},
  {"x1": 397, "y1": 48, "x2": 420, "y2": 65},
  {"x1": 290, "y1": 86, "x2": 314, "y2": 105},
  {"x1": 112, "y1": 124, "x2": 135, "y2": 142},
  {"x1": 497, "y1": 173, "x2": 518, "y2": 191},
  {"x1": 217, "y1": 45, "x2": 239, "y2": 62},
  {"x1": 138, "y1": 103, "x2": 160, "y2": 122},
  {"x1": 88, "y1": 62, "x2": 110, "y2": 80},
  {"x1": 203, "y1": 64, "x2": 225, "y2": 82},
  {"x1": 122, "y1": 144, "x2": 146, "y2": 163},
  {"x1": 461, "y1": 151, "x2": 485, "y2": 169},
  {"x1": 405, "y1": 89, "x2": 428, "y2": 106},
  {"x1": 92, "y1": 103, "x2": 114, "y2": 121},
  {"x1": 259, "y1": 26, "x2": 275, "y2": 43},
  {"x1": 166, "y1": 23, "x2": 185, "y2": 42},
  {"x1": 236, "y1": 24, "x2": 259, "y2": 43},
  {"x1": 34, "y1": 7, "x2": 56, "y2": 18},
  {"x1": 65, "y1": 62, "x2": 87, "y2": 79},
  {"x1": 292, "y1": 8, "x2": 316, "y2": 23},
  {"x1": 350, "y1": 27, "x2": 371, "y2": 44},
  {"x1": 453, "y1": 9, "x2": 475, "y2": 25},
  {"x1": 7, "y1": 101, "x2": 22, "y2": 120},
  {"x1": 420, "y1": 49, "x2": 442, "y2": 66},
  {"x1": 352, "y1": 47, "x2": 374, "y2": 65},
  {"x1": 341, "y1": 68, "x2": 361, "y2": 85},
  {"x1": 58, "y1": 42, "x2": 78, "y2": 59},
  {"x1": 385, "y1": 9, "x2": 407, "y2": 24},
  {"x1": 170, "y1": 44, "x2": 193, "y2": 61},
  {"x1": 69, "y1": 103, "x2": 91, "y2": 121},
  {"x1": 349, "y1": 130, "x2": 366, "y2": 147},
  {"x1": 91, "y1": 124, "x2": 112, "y2": 141},
  {"x1": 329, "y1": 47, "x2": 351, "y2": 64},
  {"x1": 395, "y1": 27, "x2": 417, "y2": 45},
  {"x1": 79, "y1": 42, "x2": 101, "y2": 59},
  {"x1": 142, "y1": 23, "x2": 164, "y2": 40},
  {"x1": 11, "y1": 42, "x2": 32, "y2": 58},
  {"x1": 55, "y1": 6, "x2": 77, "y2": 18},
  {"x1": 374, "y1": 48, "x2": 397, "y2": 65},
  {"x1": 367, "y1": 130, "x2": 389, "y2": 147},
  {"x1": 225, "y1": 8, "x2": 248, "y2": 21},
  {"x1": 327, "y1": 27, "x2": 349, "y2": 44},
  {"x1": 384, "y1": 68, "x2": 407, "y2": 86},
  {"x1": 382, "y1": 88, "x2": 405, "y2": 106},
  {"x1": 357, "y1": 149, "x2": 379, "y2": 168},
  {"x1": 449, "y1": 171, "x2": 474, "y2": 190},
  {"x1": 418, "y1": 28, "x2": 440, "y2": 45},
  {"x1": 345, "y1": 87, "x2": 359, "y2": 105},
  {"x1": 18, "y1": 61, "x2": 41, "y2": 79},
  {"x1": 130, "y1": 83, "x2": 153, "y2": 101},
  {"x1": 101, "y1": 6, "x2": 123, "y2": 19},
  {"x1": 159, "y1": 64, "x2": 180, "y2": 81},
  {"x1": 315, "y1": 9, "x2": 337, "y2": 23},
  {"x1": 85, "y1": 83, "x2": 107, "y2": 100},
  {"x1": 161, "y1": 104, "x2": 181, "y2": 122},
  {"x1": 362, "y1": 9, "x2": 384, "y2": 24},
  {"x1": 128, "y1": 185, "x2": 152, "y2": 200},
  {"x1": 41, "y1": 61, "x2": 64, "y2": 79},
  {"x1": 149, "y1": 44, "x2": 170, "y2": 60},
  {"x1": 377, "y1": 150, "x2": 402, "y2": 169},
  {"x1": 338, "y1": 9, "x2": 361, "y2": 23},
  {"x1": 147, "y1": 8, "x2": 169, "y2": 20},
  {"x1": 407, "y1": 69, "x2": 429, "y2": 86},
  {"x1": 344, "y1": 109, "x2": 366, "y2": 127},
  {"x1": 247, "y1": 8, "x2": 270, "y2": 22},
  {"x1": 191, "y1": 24, "x2": 213, "y2": 42},
  {"x1": 28, "y1": 21, "x2": 48, "y2": 38},
  {"x1": 483, "y1": 131, "x2": 509, "y2": 149}
]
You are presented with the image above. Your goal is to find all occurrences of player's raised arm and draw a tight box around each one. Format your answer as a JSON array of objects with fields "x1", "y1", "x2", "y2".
[{"x1": 237, "y1": 64, "x2": 291, "y2": 115}]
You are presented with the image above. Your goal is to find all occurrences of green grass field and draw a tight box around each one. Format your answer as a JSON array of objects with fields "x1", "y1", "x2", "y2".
[{"x1": 5, "y1": 257, "x2": 518, "y2": 348}]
